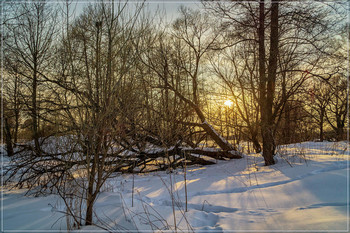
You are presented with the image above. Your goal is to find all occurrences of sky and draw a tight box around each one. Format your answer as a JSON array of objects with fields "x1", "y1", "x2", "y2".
[{"x1": 70, "y1": 1, "x2": 202, "y2": 24}]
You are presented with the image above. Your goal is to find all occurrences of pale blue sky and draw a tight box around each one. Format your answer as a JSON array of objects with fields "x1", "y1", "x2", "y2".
[
  {"x1": 69, "y1": 1, "x2": 201, "y2": 23},
  {"x1": 145, "y1": 1, "x2": 201, "y2": 22}
]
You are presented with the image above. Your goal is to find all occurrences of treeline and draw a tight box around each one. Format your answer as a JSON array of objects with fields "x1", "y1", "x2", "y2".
[{"x1": 1, "y1": 0, "x2": 348, "y2": 227}]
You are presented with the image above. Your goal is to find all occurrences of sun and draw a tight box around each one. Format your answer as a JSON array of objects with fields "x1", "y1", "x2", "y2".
[{"x1": 224, "y1": 100, "x2": 233, "y2": 107}]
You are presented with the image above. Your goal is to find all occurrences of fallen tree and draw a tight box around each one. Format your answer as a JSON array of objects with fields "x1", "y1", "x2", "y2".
[{"x1": 4, "y1": 139, "x2": 243, "y2": 193}]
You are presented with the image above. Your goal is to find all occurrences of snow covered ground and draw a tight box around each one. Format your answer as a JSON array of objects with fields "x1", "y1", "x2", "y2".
[{"x1": 1, "y1": 141, "x2": 349, "y2": 232}]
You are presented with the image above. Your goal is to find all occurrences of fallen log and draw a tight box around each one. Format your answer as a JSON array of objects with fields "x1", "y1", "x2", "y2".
[
  {"x1": 115, "y1": 146, "x2": 241, "y2": 173},
  {"x1": 183, "y1": 149, "x2": 242, "y2": 160},
  {"x1": 184, "y1": 153, "x2": 216, "y2": 165},
  {"x1": 135, "y1": 147, "x2": 242, "y2": 160}
]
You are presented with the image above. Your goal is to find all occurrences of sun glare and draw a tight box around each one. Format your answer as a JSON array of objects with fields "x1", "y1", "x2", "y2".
[{"x1": 224, "y1": 100, "x2": 233, "y2": 107}]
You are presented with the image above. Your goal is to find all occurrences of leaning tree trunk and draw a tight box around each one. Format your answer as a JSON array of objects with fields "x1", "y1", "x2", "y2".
[
  {"x1": 169, "y1": 82, "x2": 241, "y2": 155},
  {"x1": 201, "y1": 121, "x2": 234, "y2": 151},
  {"x1": 192, "y1": 103, "x2": 240, "y2": 153}
]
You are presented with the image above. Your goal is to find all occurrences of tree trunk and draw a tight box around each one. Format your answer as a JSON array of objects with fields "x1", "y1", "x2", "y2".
[
  {"x1": 251, "y1": 136, "x2": 262, "y2": 153},
  {"x1": 172, "y1": 85, "x2": 239, "y2": 153},
  {"x1": 32, "y1": 64, "x2": 40, "y2": 154},
  {"x1": 194, "y1": 104, "x2": 238, "y2": 152},
  {"x1": 265, "y1": 1, "x2": 278, "y2": 165},
  {"x1": 14, "y1": 74, "x2": 20, "y2": 143},
  {"x1": 85, "y1": 155, "x2": 97, "y2": 225},
  {"x1": 259, "y1": 0, "x2": 278, "y2": 166},
  {"x1": 14, "y1": 109, "x2": 19, "y2": 144},
  {"x1": 201, "y1": 121, "x2": 235, "y2": 151},
  {"x1": 319, "y1": 109, "x2": 324, "y2": 141},
  {"x1": 336, "y1": 126, "x2": 344, "y2": 141},
  {"x1": 4, "y1": 117, "x2": 14, "y2": 157},
  {"x1": 284, "y1": 102, "x2": 291, "y2": 143},
  {"x1": 336, "y1": 116, "x2": 344, "y2": 140},
  {"x1": 258, "y1": 0, "x2": 270, "y2": 165},
  {"x1": 85, "y1": 199, "x2": 94, "y2": 225}
]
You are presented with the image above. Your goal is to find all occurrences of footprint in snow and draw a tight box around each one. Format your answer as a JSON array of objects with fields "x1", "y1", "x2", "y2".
[{"x1": 191, "y1": 211, "x2": 219, "y2": 228}]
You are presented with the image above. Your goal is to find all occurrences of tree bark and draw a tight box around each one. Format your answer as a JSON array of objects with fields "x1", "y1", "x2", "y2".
[
  {"x1": 85, "y1": 152, "x2": 97, "y2": 225},
  {"x1": 320, "y1": 108, "x2": 324, "y2": 141},
  {"x1": 258, "y1": 0, "x2": 270, "y2": 164},
  {"x1": 259, "y1": 0, "x2": 278, "y2": 166},
  {"x1": 190, "y1": 102, "x2": 236, "y2": 152},
  {"x1": 265, "y1": 1, "x2": 278, "y2": 165},
  {"x1": 165, "y1": 79, "x2": 240, "y2": 153},
  {"x1": 32, "y1": 62, "x2": 40, "y2": 154},
  {"x1": 4, "y1": 117, "x2": 14, "y2": 157},
  {"x1": 251, "y1": 136, "x2": 262, "y2": 153},
  {"x1": 14, "y1": 74, "x2": 20, "y2": 143}
]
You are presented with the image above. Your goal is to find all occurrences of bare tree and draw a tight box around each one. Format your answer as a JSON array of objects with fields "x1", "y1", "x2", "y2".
[
  {"x1": 209, "y1": 40, "x2": 262, "y2": 153},
  {"x1": 204, "y1": 1, "x2": 346, "y2": 164},
  {"x1": 325, "y1": 76, "x2": 348, "y2": 140},
  {"x1": 51, "y1": 1, "x2": 149, "y2": 226},
  {"x1": 4, "y1": 1, "x2": 149, "y2": 228},
  {"x1": 4, "y1": 1, "x2": 58, "y2": 153},
  {"x1": 305, "y1": 80, "x2": 331, "y2": 141},
  {"x1": 138, "y1": 7, "x2": 242, "y2": 156}
]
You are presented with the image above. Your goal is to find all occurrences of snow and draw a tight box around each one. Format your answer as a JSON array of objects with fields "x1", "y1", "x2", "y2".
[
  {"x1": 1, "y1": 189, "x2": 67, "y2": 231},
  {"x1": 1, "y1": 141, "x2": 349, "y2": 232}
]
